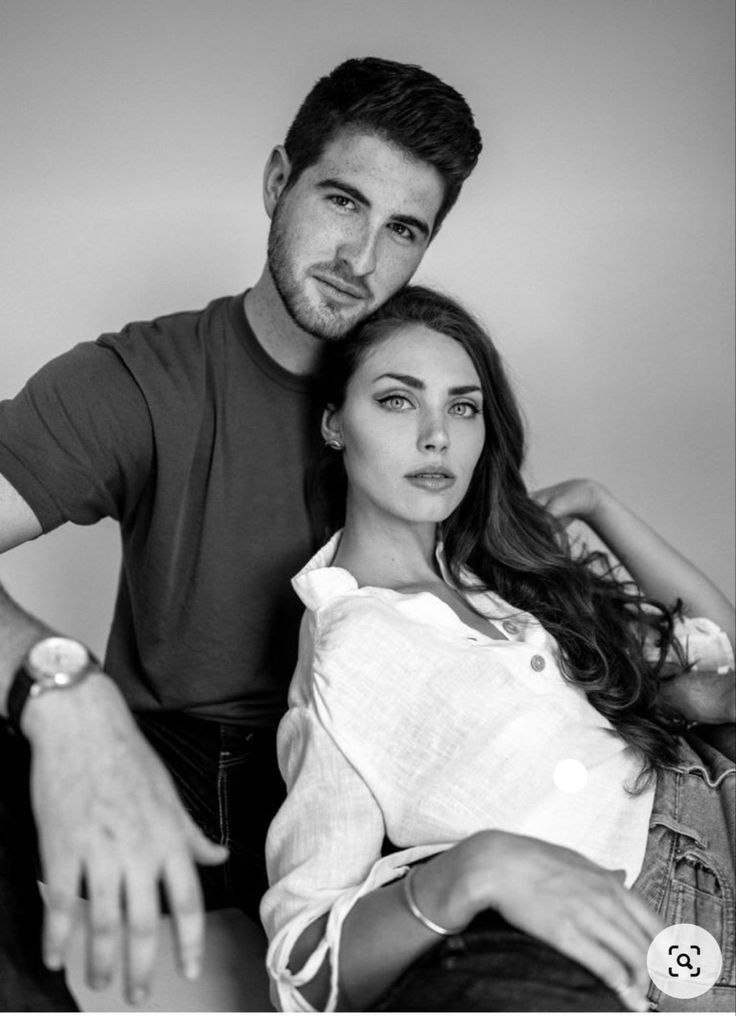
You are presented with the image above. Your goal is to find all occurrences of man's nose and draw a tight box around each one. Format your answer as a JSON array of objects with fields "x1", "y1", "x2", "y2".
[{"x1": 337, "y1": 225, "x2": 378, "y2": 277}]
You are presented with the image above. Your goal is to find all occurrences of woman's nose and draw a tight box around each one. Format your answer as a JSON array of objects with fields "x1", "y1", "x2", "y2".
[{"x1": 418, "y1": 412, "x2": 449, "y2": 452}]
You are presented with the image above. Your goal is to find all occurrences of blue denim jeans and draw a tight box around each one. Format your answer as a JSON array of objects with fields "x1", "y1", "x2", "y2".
[
  {"x1": 0, "y1": 712, "x2": 283, "y2": 1011},
  {"x1": 372, "y1": 734, "x2": 735, "y2": 1013}
]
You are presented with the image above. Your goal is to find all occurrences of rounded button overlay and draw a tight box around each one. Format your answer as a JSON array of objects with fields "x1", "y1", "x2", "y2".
[
  {"x1": 647, "y1": 923, "x2": 723, "y2": 1000},
  {"x1": 553, "y1": 758, "x2": 588, "y2": 793},
  {"x1": 530, "y1": 654, "x2": 546, "y2": 672}
]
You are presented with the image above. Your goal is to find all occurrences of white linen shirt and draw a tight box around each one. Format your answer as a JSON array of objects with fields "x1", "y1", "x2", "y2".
[{"x1": 261, "y1": 533, "x2": 734, "y2": 1012}]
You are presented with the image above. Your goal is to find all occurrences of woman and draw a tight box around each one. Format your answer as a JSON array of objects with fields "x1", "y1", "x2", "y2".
[{"x1": 261, "y1": 287, "x2": 735, "y2": 1012}]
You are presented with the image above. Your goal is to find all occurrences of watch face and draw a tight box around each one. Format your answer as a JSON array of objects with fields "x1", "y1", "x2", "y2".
[{"x1": 28, "y1": 637, "x2": 90, "y2": 686}]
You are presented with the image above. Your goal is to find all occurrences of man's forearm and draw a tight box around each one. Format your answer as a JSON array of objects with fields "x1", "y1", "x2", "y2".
[{"x1": 0, "y1": 582, "x2": 55, "y2": 721}]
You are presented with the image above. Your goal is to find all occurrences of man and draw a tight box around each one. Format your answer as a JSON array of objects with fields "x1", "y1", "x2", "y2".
[{"x1": 0, "y1": 57, "x2": 481, "y2": 1009}]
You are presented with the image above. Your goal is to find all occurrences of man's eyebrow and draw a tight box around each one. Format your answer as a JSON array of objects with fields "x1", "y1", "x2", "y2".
[
  {"x1": 317, "y1": 178, "x2": 370, "y2": 207},
  {"x1": 317, "y1": 179, "x2": 430, "y2": 239},
  {"x1": 391, "y1": 214, "x2": 430, "y2": 240},
  {"x1": 373, "y1": 373, "x2": 482, "y2": 396}
]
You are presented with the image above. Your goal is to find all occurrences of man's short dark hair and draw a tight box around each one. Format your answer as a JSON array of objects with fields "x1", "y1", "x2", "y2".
[{"x1": 284, "y1": 57, "x2": 482, "y2": 235}]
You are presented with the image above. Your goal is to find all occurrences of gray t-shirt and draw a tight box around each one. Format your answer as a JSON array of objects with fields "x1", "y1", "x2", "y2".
[{"x1": 0, "y1": 294, "x2": 322, "y2": 725}]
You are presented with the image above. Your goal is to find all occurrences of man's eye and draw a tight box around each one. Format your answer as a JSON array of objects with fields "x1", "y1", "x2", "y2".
[
  {"x1": 389, "y1": 222, "x2": 415, "y2": 242},
  {"x1": 329, "y1": 195, "x2": 355, "y2": 211}
]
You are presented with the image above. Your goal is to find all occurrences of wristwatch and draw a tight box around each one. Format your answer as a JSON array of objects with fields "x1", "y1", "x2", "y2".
[{"x1": 6, "y1": 636, "x2": 99, "y2": 733}]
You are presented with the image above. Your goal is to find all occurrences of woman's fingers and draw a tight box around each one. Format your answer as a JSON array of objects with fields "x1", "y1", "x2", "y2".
[
  {"x1": 555, "y1": 924, "x2": 649, "y2": 1011},
  {"x1": 579, "y1": 900, "x2": 652, "y2": 1009}
]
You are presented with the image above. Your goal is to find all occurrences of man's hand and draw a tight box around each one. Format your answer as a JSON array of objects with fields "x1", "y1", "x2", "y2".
[{"x1": 23, "y1": 672, "x2": 228, "y2": 1004}]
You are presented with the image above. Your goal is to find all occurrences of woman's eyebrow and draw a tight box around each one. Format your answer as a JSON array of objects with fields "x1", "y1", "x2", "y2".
[
  {"x1": 373, "y1": 372, "x2": 424, "y2": 388},
  {"x1": 372, "y1": 373, "x2": 481, "y2": 396}
]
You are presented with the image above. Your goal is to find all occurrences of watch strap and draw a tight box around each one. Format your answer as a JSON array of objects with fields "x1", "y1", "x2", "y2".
[
  {"x1": 6, "y1": 665, "x2": 34, "y2": 734},
  {"x1": 6, "y1": 643, "x2": 100, "y2": 735}
]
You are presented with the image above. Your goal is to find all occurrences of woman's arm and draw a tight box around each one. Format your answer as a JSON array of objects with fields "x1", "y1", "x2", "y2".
[
  {"x1": 534, "y1": 479, "x2": 734, "y2": 642},
  {"x1": 534, "y1": 479, "x2": 735, "y2": 724},
  {"x1": 266, "y1": 697, "x2": 659, "y2": 1012},
  {"x1": 262, "y1": 698, "x2": 448, "y2": 1012},
  {"x1": 290, "y1": 829, "x2": 661, "y2": 1012}
]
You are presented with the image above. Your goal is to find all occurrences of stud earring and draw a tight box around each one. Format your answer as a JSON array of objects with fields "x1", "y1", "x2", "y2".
[{"x1": 325, "y1": 438, "x2": 344, "y2": 450}]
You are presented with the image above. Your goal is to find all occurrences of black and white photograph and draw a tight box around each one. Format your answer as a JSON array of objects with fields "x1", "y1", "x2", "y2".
[{"x1": 0, "y1": 1, "x2": 733, "y2": 1013}]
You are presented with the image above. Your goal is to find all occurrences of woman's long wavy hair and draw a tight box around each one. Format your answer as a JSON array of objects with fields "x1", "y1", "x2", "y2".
[{"x1": 309, "y1": 286, "x2": 686, "y2": 787}]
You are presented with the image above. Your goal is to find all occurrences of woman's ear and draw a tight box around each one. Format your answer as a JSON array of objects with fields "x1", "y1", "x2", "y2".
[
  {"x1": 321, "y1": 406, "x2": 344, "y2": 449},
  {"x1": 262, "y1": 146, "x2": 292, "y2": 219}
]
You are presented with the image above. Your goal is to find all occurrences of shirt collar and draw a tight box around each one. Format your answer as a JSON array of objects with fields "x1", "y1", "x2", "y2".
[
  {"x1": 292, "y1": 530, "x2": 452, "y2": 612},
  {"x1": 292, "y1": 531, "x2": 356, "y2": 611}
]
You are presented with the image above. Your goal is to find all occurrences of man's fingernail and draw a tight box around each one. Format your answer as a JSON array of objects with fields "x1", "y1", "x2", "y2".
[
  {"x1": 184, "y1": 959, "x2": 200, "y2": 980},
  {"x1": 44, "y1": 953, "x2": 62, "y2": 971}
]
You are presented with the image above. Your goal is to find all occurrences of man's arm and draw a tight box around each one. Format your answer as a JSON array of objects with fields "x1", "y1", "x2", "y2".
[{"x1": 0, "y1": 474, "x2": 227, "y2": 1004}]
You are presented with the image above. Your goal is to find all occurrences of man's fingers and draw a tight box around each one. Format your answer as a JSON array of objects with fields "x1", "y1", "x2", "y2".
[
  {"x1": 41, "y1": 860, "x2": 81, "y2": 970},
  {"x1": 123, "y1": 873, "x2": 160, "y2": 1004},
  {"x1": 85, "y1": 862, "x2": 122, "y2": 990},
  {"x1": 162, "y1": 853, "x2": 206, "y2": 980},
  {"x1": 184, "y1": 815, "x2": 229, "y2": 866}
]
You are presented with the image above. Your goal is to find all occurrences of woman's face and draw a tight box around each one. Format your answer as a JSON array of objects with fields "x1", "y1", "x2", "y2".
[{"x1": 324, "y1": 324, "x2": 486, "y2": 533}]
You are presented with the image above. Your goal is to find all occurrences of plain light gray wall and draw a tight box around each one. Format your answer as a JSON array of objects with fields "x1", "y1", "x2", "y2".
[{"x1": 1, "y1": 0, "x2": 733, "y2": 658}]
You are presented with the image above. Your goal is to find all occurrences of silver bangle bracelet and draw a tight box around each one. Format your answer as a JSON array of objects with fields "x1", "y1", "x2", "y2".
[{"x1": 402, "y1": 865, "x2": 463, "y2": 937}]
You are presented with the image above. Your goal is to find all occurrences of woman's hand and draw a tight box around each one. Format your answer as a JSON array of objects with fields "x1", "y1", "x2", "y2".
[
  {"x1": 412, "y1": 830, "x2": 663, "y2": 1012},
  {"x1": 532, "y1": 478, "x2": 608, "y2": 526}
]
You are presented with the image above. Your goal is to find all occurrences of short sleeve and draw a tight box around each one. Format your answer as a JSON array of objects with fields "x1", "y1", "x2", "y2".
[{"x1": 0, "y1": 342, "x2": 153, "y2": 530}]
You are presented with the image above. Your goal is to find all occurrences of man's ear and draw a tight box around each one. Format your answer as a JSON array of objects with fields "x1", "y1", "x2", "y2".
[
  {"x1": 321, "y1": 405, "x2": 344, "y2": 448},
  {"x1": 262, "y1": 146, "x2": 292, "y2": 219}
]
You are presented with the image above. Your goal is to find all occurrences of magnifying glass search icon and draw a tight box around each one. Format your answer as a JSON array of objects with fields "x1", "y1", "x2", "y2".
[{"x1": 677, "y1": 953, "x2": 693, "y2": 970}]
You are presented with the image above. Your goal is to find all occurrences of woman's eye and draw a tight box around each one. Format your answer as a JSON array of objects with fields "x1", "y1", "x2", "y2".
[
  {"x1": 377, "y1": 394, "x2": 413, "y2": 411},
  {"x1": 449, "y1": 401, "x2": 480, "y2": 418}
]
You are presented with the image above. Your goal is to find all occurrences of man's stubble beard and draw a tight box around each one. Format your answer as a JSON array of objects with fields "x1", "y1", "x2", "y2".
[{"x1": 267, "y1": 205, "x2": 372, "y2": 342}]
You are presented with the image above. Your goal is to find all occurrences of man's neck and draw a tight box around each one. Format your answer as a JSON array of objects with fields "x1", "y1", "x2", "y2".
[{"x1": 244, "y1": 266, "x2": 323, "y2": 376}]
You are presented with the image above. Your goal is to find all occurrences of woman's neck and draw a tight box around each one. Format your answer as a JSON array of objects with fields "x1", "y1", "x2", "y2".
[{"x1": 333, "y1": 506, "x2": 440, "y2": 590}]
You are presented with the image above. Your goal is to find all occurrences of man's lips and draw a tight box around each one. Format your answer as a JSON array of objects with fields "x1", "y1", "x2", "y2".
[{"x1": 312, "y1": 272, "x2": 369, "y2": 301}]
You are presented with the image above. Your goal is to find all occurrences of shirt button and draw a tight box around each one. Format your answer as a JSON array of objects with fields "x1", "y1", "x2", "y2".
[
  {"x1": 503, "y1": 621, "x2": 519, "y2": 634},
  {"x1": 530, "y1": 654, "x2": 546, "y2": 672}
]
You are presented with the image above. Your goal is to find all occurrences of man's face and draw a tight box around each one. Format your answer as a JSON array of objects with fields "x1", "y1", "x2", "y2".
[{"x1": 267, "y1": 131, "x2": 445, "y2": 340}]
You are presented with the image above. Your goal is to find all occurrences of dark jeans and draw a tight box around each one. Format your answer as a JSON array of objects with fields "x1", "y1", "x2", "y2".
[
  {"x1": 0, "y1": 712, "x2": 284, "y2": 1012},
  {"x1": 371, "y1": 908, "x2": 626, "y2": 1012}
]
